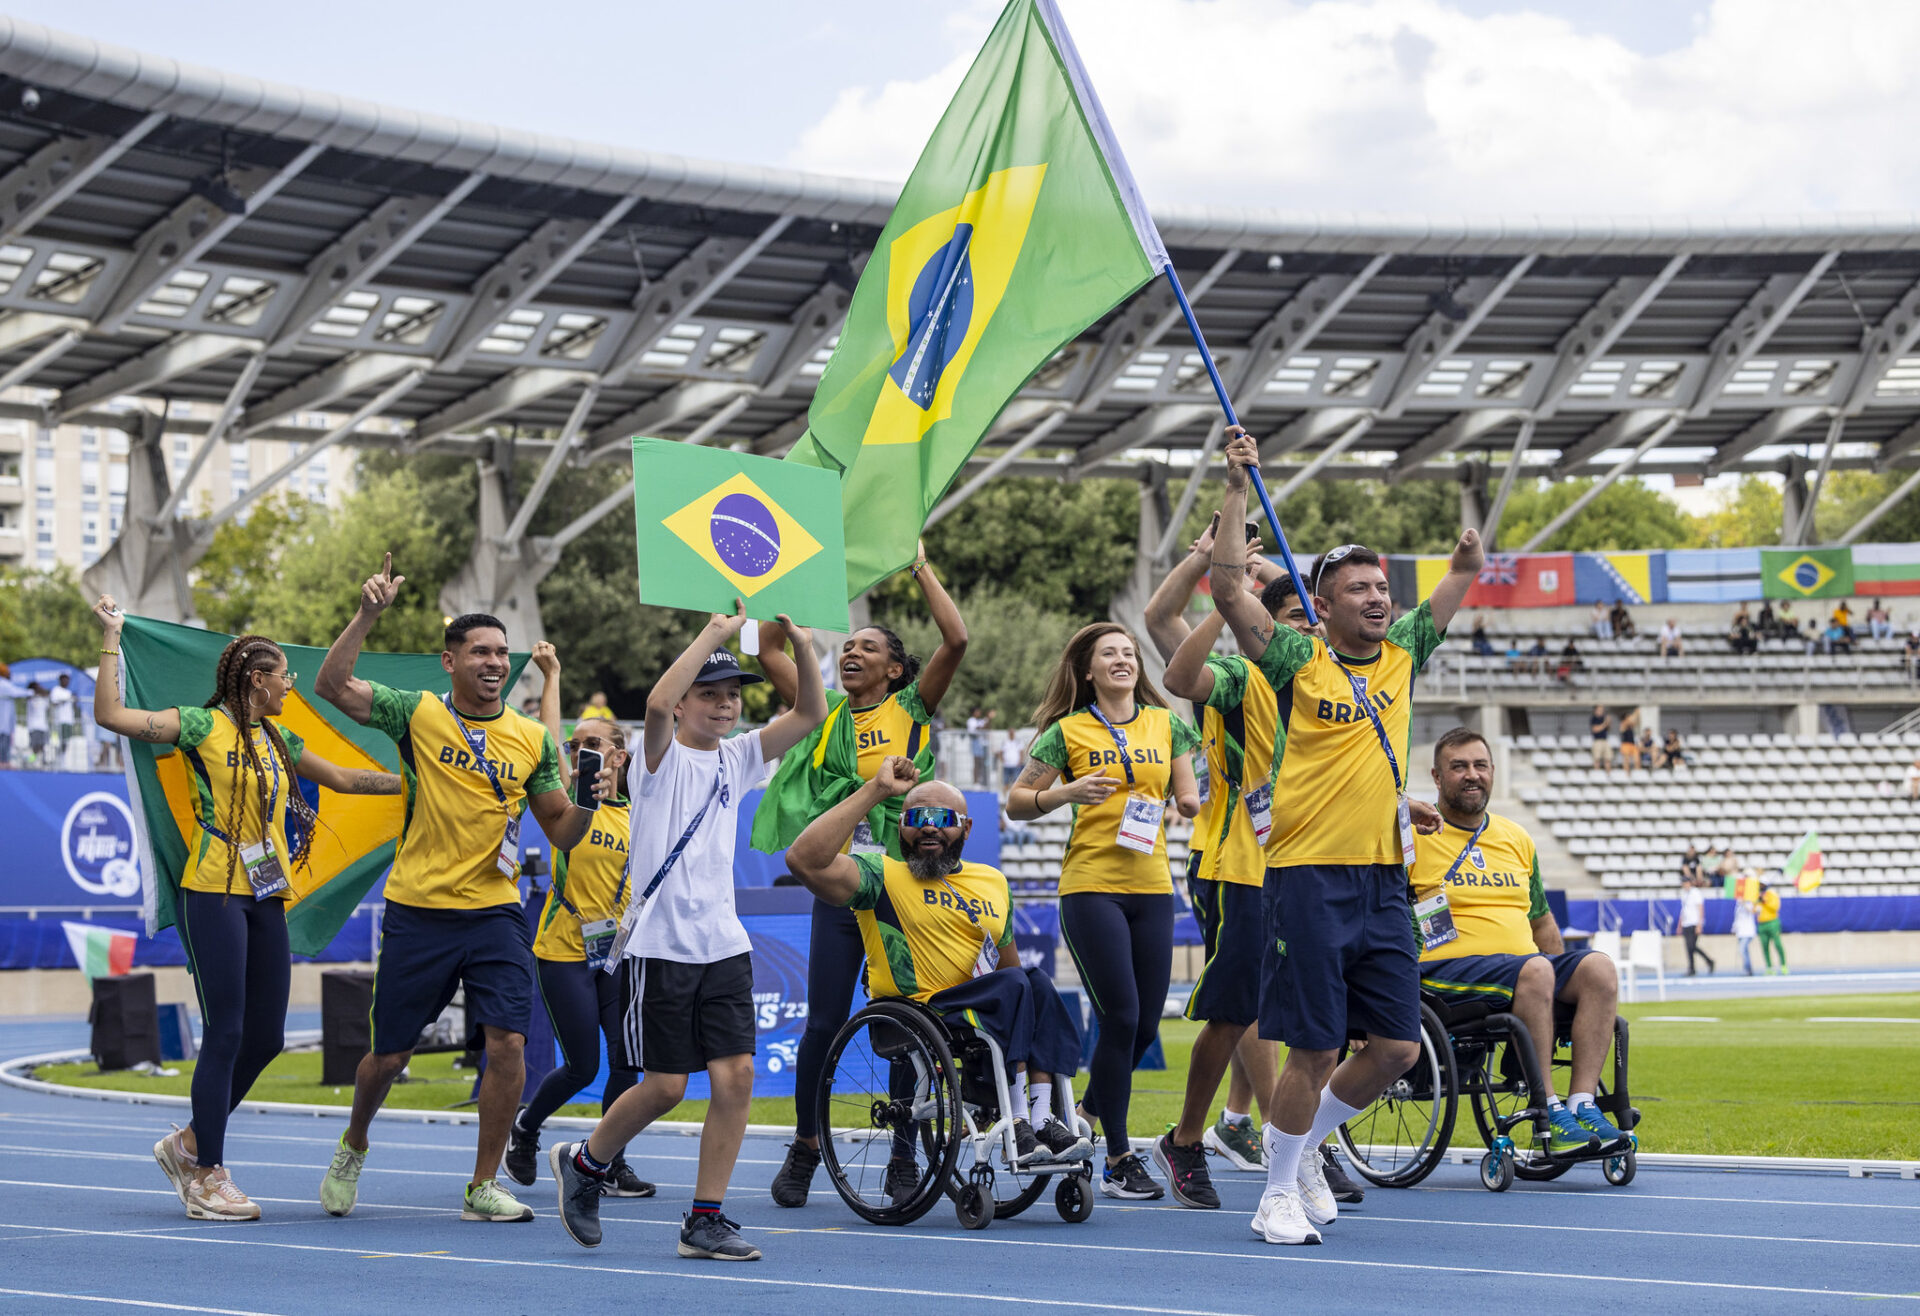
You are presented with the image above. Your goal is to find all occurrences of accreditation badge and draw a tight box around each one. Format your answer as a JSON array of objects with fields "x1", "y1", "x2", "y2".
[
  {"x1": 239, "y1": 841, "x2": 289, "y2": 900},
  {"x1": 1116, "y1": 794, "x2": 1165, "y2": 854}
]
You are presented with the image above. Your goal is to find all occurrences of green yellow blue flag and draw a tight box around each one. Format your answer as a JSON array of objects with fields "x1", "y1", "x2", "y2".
[
  {"x1": 792, "y1": 0, "x2": 1170, "y2": 596},
  {"x1": 1761, "y1": 548, "x2": 1855, "y2": 600},
  {"x1": 633, "y1": 437, "x2": 850, "y2": 630},
  {"x1": 1786, "y1": 829, "x2": 1824, "y2": 893},
  {"x1": 119, "y1": 616, "x2": 527, "y2": 957}
]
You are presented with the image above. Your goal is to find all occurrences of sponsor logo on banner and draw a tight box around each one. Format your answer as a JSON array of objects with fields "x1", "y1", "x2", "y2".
[{"x1": 62, "y1": 791, "x2": 140, "y2": 898}]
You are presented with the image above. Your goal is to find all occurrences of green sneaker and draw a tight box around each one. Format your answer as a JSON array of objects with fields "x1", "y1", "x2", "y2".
[
  {"x1": 1546, "y1": 1103, "x2": 1599, "y2": 1156},
  {"x1": 1573, "y1": 1101, "x2": 1628, "y2": 1149},
  {"x1": 320, "y1": 1134, "x2": 367, "y2": 1217},
  {"x1": 462, "y1": 1177, "x2": 534, "y2": 1222},
  {"x1": 1202, "y1": 1115, "x2": 1264, "y2": 1171}
]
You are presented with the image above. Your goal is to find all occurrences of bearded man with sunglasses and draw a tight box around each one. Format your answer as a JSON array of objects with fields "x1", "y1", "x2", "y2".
[{"x1": 786, "y1": 756, "x2": 1091, "y2": 1172}]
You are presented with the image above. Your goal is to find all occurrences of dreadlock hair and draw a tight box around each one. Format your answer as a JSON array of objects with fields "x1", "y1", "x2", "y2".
[
  {"x1": 854, "y1": 624, "x2": 921, "y2": 695},
  {"x1": 204, "y1": 635, "x2": 317, "y2": 898},
  {"x1": 1030, "y1": 622, "x2": 1173, "y2": 736}
]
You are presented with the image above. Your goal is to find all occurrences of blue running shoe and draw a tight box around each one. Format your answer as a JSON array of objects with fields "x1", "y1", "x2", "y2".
[
  {"x1": 1574, "y1": 1102, "x2": 1629, "y2": 1148},
  {"x1": 1546, "y1": 1103, "x2": 1599, "y2": 1156}
]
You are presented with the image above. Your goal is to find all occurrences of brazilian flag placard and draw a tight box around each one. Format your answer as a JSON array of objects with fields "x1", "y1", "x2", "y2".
[
  {"x1": 1761, "y1": 547, "x2": 1855, "y2": 600},
  {"x1": 632, "y1": 437, "x2": 850, "y2": 631},
  {"x1": 119, "y1": 615, "x2": 528, "y2": 957},
  {"x1": 792, "y1": 0, "x2": 1171, "y2": 597}
]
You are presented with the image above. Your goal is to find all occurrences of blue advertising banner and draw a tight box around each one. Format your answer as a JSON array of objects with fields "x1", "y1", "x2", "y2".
[{"x1": 2, "y1": 771, "x2": 151, "y2": 909}]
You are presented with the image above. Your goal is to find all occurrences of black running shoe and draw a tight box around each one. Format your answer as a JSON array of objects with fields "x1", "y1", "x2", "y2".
[
  {"x1": 1033, "y1": 1118, "x2": 1093, "y2": 1163},
  {"x1": 1013, "y1": 1117, "x2": 1040, "y2": 1165},
  {"x1": 1151, "y1": 1132, "x2": 1219, "y2": 1209},
  {"x1": 770, "y1": 1141, "x2": 821, "y2": 1208},
  {"x1": 1321, "y1": 1144, "x2": 1364, "y2": 1204},
  {"x1": 549, "y1": 1142, "x2": 605, "y2": 1249},
  {"x1": 678, "y1": 1210, "x2": 761, "y2": 1261},
  {"x1": 603, "y1": 1155, "x2": 655, "y2": 1198},
  {"x1": 1101, "y1": 1152, "x2": 1164, "y2": 1201},
  {"x1": 504, "y1": 1106, "x2": 539, "y2": 1188},
  {"x1": 885, "y1": 1156, "x2": 921, "y2": 1207}
]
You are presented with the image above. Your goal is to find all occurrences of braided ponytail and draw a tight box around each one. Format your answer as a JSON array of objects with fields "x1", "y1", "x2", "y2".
[{"x1": 205, "y1": 637, "x2": 314, "y2": 897}]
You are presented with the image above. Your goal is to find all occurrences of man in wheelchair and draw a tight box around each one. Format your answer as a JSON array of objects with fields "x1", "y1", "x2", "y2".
[
  {"x1": 786, "y1": 755, "x2": 1093, "y2": 1171},
  {"x1": 1411, "y1": 728, "x2": 1631, "y2": 1156}
]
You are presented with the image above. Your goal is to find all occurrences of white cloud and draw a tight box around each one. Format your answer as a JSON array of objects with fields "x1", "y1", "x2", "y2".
[{"x1": 788, "y1": 0, "x2": 1920, "y2": 216}]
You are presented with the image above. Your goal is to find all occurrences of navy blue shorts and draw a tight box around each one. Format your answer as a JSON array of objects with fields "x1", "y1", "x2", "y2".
[
  {"x1": 927, "y1": 966, "x2": 1082, "y2": 1080},
  {"x1": 1259, "y1": 864, "x2": 1420, "y2": 1051},
  {"x1": 372, "y1": 901, "x2": 533, "y2": 1055},
  {"x1": 1185, "y1": 869, "x2": 1262, "y2": 1028},
  {"x1": 1420, "y1": 950, "x2": 1595, "y2": 1005}
]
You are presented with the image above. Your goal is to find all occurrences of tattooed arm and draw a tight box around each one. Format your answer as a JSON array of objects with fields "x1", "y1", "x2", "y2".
[
  {"x1": 89, "y1": 595, "x2": 182, "y2": 744},
  {"x1": 295, "y1": 754, "x2": 403, "y2": 795}
]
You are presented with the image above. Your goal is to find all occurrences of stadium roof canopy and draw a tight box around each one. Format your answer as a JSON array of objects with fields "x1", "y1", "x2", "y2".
[{"x1": 6, "y1": 15, "x2": 1920, "y2": 561}]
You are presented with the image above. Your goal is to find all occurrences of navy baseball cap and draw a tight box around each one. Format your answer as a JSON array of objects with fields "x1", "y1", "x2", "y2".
[{"x1": 692, "y1": 648, "x2": 764, "y2": 686}]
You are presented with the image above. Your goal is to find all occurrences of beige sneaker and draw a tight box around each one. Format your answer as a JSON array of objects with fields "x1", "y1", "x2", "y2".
[
  {"x1": 186, "y1": 1168, "x2": 261, "y2": 1221},
  {"x1": 153, "y1": 1125, "x2": 198, "y2": 1208}
]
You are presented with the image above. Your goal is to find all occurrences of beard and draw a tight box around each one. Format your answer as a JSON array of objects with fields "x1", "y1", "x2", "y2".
[
  {"x1": 905, "y1": 834, "x2": 968, "y2": 880},
  {"x1": 1441, "y1": 783, "x2": 1488, "y2": 816}
]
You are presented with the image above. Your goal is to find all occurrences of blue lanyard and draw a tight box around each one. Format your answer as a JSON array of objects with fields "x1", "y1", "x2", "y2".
[
  {"x1": 443, "y1": 694, "x2": 508, "y2": 807},
  {"x1": 1438, "y1": 817, "x2": 1489, "y2": 887},
  {"x1": 554, "y1": 801, "x2": 629, "y2": 918},
  {"x1": 1086, "y1": 704, "x2": 1137, "y2": 788},
  {"x1": 204, "y1": 712, "x2": 281, "y2": 845},
  {"x1": 1331, "y1": 653, "x2": 1402, "y2": 794},
  {"x1": 637, "y1": 772, "x2": 723, "y2": 903}
]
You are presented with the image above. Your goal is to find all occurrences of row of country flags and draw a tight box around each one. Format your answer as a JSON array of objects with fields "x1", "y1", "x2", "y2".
[{"x1": 1384, "y1": 544, "x2": 1920, "y2": 611}]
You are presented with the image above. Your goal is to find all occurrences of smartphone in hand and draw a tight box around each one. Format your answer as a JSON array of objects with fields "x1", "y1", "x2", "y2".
[{"x1": 574, "y1": 747, "x2": 603, "y2": 811}]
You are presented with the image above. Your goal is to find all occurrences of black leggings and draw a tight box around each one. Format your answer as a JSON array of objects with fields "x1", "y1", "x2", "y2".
[
  {"x1": 794, "y1": 899, "x2": 866, "y2": 1140},
  {"x1": 1682, "y1": 925, "x2": 1715, "y2": 974},
  {"x1": 1060, "y1": 890, "x2": 1173, "y2": 1161},
  {"x1": 174, "y1": 889, "x2": 291, "y2": 1168},
  {"x1": 522, "y1": 957, "x2": 639, "y2": 1131}
]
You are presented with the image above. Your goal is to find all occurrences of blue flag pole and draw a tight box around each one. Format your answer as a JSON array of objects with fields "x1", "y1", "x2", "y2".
[{"x1": 1161, "y1": 265, "x2": 1319, "y2": 626}]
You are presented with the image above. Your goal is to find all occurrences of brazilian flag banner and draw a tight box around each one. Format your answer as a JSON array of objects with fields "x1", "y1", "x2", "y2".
[
  {"x1": 791, "y1": 0, "x2": 1170, "y2": 596},
  {"x1": 119, "y1": 615, "x2": 529, "y2": 957},
  {"x1": 1761, "y1": 547, "x2": 1855, "y2": 600},
  {"x1": 632, "y1": 437, "x2": 850, "y2": 631}
]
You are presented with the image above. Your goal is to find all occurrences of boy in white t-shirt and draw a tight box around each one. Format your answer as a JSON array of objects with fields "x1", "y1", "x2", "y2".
[{"x1": 553, "y1": 602, "x2": 825, "y2": 1262}]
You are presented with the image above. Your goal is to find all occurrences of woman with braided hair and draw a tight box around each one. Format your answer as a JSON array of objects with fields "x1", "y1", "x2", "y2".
[{"x1": 92, "y1": 596, "x2": 400, "y2": 1221}]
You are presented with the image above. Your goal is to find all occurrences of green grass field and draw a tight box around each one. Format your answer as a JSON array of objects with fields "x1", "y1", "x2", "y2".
[{"x1": 34, "y1": 994, "x2": 1920, "y2": 1160}]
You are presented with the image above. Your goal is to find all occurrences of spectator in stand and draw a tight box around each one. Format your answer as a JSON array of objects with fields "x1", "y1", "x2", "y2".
[
  {"x1": 1731, "y1": 891, "x2": 1758, "y2": 976},
  {"x1": 1678, "y1": 844, "x2": 1703, "y2": 884},
  {"x1": 1590, "y1": 601, "x2": 1612, "y2": 640},
  {"x1": 1000, "y1": 727, "x2": 1025, "y2": 792},
  {"x1": 1757, "y1": 600, "x2": 1777, "y2": 638},
  {"x1": 1867, "y1": 599, "x2": 1892, "y2": 641},
  {"x1": 1661, "y1": 729, "x2": 1686, "y2": 769},
  {"x1": 1609, "y1": 601, "x2": 1636, "y2": 640},
  {"x1": 1588, "y1": 705, "x2": 1611, "y2": 768},
  {"x1": 1776, "y1": 601, "x2": 1798, "y2": 639},
  {"x1": 1728, "y1": 610, "x2": 1758, "y2": 655},
  {"x1": 1822, "y1": 620, "x2": 1854, "y2": 656},
  {"x1": 1715, "y1": 848, "x2": 1740, "y2": 882},
  {"x1": 1472, "y1": 615, "x2": 1495, "y2": 656},
  {"x1": 1904, "y1": 756, "x2": 1920, "y2": 803},
  {"x1": 1677, "y1": 874, "x2": 1714, "y2": 976},
  {"x1": 1505, "y1": 637, "x2": 1525, "y2": 672},
  {"x1": 1639, "y1": 727, "x2": 1657, "y2": 768},
  {"x1": 1904, "y1": 630, "x2": 1920, "y2": 680},
  {"x1": 1831, "y1": 602, "x2": 1853, "y2": 633},
  {"x1": 1618, "y1": 709, "x2": 1641, "y2": 773},
  {"x1": 966, "y1": 707, "x2": 993, "y2": 787},
  {"x1": 1526, "y1": 637, "x2": 1550, "y2": 674},
  {"x1": 1556, "y1": 639, "x2": 1582, "y2": 685},
  {"x1": 1656, "y1": 618, "x2": 1683, "y2": 658},
  {"x1": 576, "y1": 691, "x2": 616, "y2": 722}
]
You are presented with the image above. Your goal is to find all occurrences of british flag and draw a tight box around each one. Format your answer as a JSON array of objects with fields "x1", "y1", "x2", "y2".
[{"x1": 1479, "y1": 554, "x2": 1519, "y2": 587}]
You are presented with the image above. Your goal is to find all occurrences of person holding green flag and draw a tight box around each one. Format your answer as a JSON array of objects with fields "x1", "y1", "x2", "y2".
[
  {"x1": 1756, "y1": 882, "x2": 1788, "y2": 975},
  {"x1": 91, "y1": 595, "x2": 401, "y2": 1222},
  {"x1": 753, "y1": 546, "x2": 970, "y2": 1208}
]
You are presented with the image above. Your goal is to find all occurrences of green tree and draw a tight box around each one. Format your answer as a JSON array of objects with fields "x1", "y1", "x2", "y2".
[
  {"x1": 191, "y1": 493, "x2": 317, "y2": 635},
  {"x1": 880, "y1": 585, "x2": 1083, "y2": 729},
  {"x1": 1692, "y1": 476, "x2": 1783, "y2": 548},
  {"x1": 1496, "y1": 477, "x2": 1694, "y2": 551},
  {"x1": 897, "y1": 477, "x2": 1141, "y2": 616},
  {"x1": 0, "y1": 565, "x2": 97, "y2": 667}
]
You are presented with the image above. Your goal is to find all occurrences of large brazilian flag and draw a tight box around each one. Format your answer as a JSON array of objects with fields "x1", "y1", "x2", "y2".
[
  {"x1": 118, "y1": 615, "x2": 528, "y2": 957},
  {"x1": 791, "y1": 0, "x2": 1171, "y2": 597}
]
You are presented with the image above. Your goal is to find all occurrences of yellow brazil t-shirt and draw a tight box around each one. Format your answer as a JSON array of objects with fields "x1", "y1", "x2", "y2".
[
  {"x1": 850, "y1": 680, "x2": 933, "y2": 779},
  {"x1": 1409, "y1": 813, "x2": 1545, "y2": 961},
  {"x1": 1192, "y1": 655, "x2": 1285, "y2": 888},
  {"x1": 534, "y1": 798, "x2": 631, "y2": 961},
  {"x1": 1252, "y1": 600, "x2": 1445, "y2": 868},
  {"x1": 1028, "y1": 704, "x2": 1200, "y2": 896},
  {"x1": 174, "y1": 706, "x2": 306, "y2": 898},
  {"x1": 367, "y1": 683, "x2": 563, "y2": 910},
  {"x1": 848, "y1": 853, "x2": 1013, "y2": 1004}
]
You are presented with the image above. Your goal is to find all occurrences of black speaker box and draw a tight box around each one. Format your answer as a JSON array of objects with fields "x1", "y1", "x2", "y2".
[
  {"x1": 89, "y1": 973, "x2": 161, "y2": 1071},
  {"x1": 321, "y1": 969, "x2": 376, "y2": 1087}
]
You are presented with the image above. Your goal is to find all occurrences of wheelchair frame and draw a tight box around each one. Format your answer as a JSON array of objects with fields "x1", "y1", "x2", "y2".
[
  {"x1": 1335, "y1": 994, "x2": 1641, "y2": 1193},
  {"x1": 815, "y1": 997, "x2": 1097, "y2": 1230}
]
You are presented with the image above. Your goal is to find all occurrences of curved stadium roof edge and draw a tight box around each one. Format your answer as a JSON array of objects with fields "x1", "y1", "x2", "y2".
[{"x1": 5, "y1": 13, "x2": 1920, "y2": 256}]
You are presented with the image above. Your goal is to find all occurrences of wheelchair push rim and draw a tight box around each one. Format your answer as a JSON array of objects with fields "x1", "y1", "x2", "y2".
[
  {"x1": 1334, "y1": 1002, "x2": 1457, "y2": 1189},
  {"x1": 818, "y1": 1000, "x2": 963, "y2": 1226}
]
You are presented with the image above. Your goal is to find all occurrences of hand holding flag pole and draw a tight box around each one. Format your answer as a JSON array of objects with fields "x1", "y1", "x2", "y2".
[{"x1": 1162, "y1": 266, "x2": 1319, "y2": 627}]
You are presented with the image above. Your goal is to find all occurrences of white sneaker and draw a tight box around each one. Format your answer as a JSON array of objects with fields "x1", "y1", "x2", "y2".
[
  {"x1": 186, "y1": 1167, "x2": 261, "y2": 1221},
  {"x1": 1296, "y1": 1142, "x2": 1339, "y2": 1226},
  {"x1": 153, "y1": 1126, "x2": 197, "y2": 1208},
  {"x1": 1257, "y1": 1187, "x2": 1321, "y2": 1245}
]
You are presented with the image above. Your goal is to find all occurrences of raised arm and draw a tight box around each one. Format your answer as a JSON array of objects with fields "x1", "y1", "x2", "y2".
[
  {"x1": 787, "y1": 758, "x2": 915, "y2": 904},
  {"x1": 531, "y1": 641, "x2": 568, "y2": 789},
  {"x1": 1169, "y1": 752, "x2": 1200, "y2": 819},
  {"x1": 644, "y1": 600, "x2": 748, "y2": 771},
  {"x1": 1211, "y1": 429, "x2": 1281, "y2": 656},
  {"x1": 1143, "y1": 515, "x2": 1217, "y2": 663},
  {"x1": 753, "y1": 620, "x2": 801, "y2": 709},
  {"x1": 1163, "y1": 609, "x2": 1226, "y2": 703},
  {"x1": 294, "y1": 752, "x2": 402, "y2": 796},
  {"x1": 1425, "y1": 527, "x2": 1485, "y2": 636},
  {"x1": 89, "y1": 596, "x2": 181, "y2": 744},
  {"x1": 759, "y1": 615, "x2": 829, "y2": 760},
  {"x1": 314, "y1": 553, "x2": 405, "y2": 726},
  {"x1": 907, "y1": 544, "x2": 968, "y2": 715}
]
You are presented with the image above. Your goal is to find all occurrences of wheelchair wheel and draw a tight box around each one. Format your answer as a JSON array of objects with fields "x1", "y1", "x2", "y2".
[
  {"x1": 1603, "y1": 1146, "x2": 1637, "y2": 1187},
  {"x1": 819, "y1": 1000, "x2": 962, "y2": 1225},
  {"x1": 1466, "y1": 1040, "x2": 1571, "y2": 1182},
  {"x1": 1055, "y1": 1173, "x2": 1094, "y2": 1223},
  {"x1": 1334, "y1": 1002, "x2": 1456, "y2": 1189},
  {"x1": 1479, "y1": 1145, "x2": 1515, "y2": 1192},
  {"x1": 956, "y1": 1182, "x2": 993, "y2": 1230},
  {"x1": 946, "y1": 1128, "x2": 1052, "y2": 1220}
]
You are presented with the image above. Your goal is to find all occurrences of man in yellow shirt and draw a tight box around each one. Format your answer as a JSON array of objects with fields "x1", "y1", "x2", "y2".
[
  {"x1": 1411, "y1": 728, "x2": 1628, "y2": 1157},
  {"x1": 312, "y1": 555, "x2": 600, "y2": 1223}
]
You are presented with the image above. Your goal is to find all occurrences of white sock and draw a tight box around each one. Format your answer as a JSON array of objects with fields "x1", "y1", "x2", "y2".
[
  {"x1": 1263, "y1": 1124, "x2": 1309, "y2": 1195},
  {"x1": 1569, "y1": 1092, "x2": 1594, "y2": 1111},
  {"x1": 1009, "y1": 1074, "x2": 1030, "y2": 1122},
  {"x1": 1222, "y1": 1107, "x2": 1250, "y2": 1127},
  {"x1": 1304, "y1": 1088, "x2": 1365, "y2": 1148},
  {"x1": 1030, "y1": 1081, "x2": 1053, "y2": 1125}
]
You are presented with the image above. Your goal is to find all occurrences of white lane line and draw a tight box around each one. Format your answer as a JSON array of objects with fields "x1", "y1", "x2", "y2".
[
  {"x1": 0, "y1": 1147, "x2": 703, "y2": 1194},
  {"x1": 0, "y1": 1290, "x2": 283, "y2": 1315},
  {"x1": 0, "y1": 1224, "x2": 1243, "y2": 1316},
  {"x1": 26, "y1": 1218, "x2": 1920, "y2": 1304},
  {"x1": 1638, "y1": 1016, "x2": 1722, "y2": 1022},
  {"x1": 1806, "y1": 1016, "x2": 1920, "y2": 1023},
  {"x1": 1410, "y1": 1185, "x2": 1920, "y2": 1212},
  {"x1": 0, "y1": 1183, "x2": 444, "y2": 1214}
]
